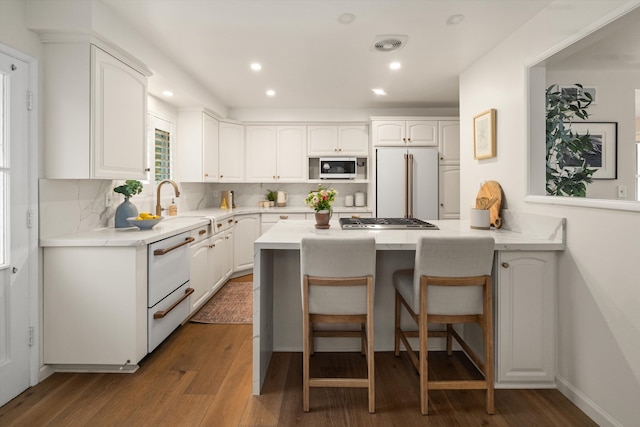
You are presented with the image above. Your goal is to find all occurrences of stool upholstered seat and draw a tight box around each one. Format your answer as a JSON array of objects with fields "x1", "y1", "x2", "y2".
[
  {"x1": 393, "y1": 235, "x2": 495, "y2": 415},
  {"x1": 300, "y1": 235, "x2": 376, "y2": 413}
]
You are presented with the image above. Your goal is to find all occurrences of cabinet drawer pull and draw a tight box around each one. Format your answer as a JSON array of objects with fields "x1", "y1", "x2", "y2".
[
  {"x1": 153, "y1": 287, "x2": 194, "y2": 319},
  {"x1": 501, "y1": 262, "x2": 509, "y2": 268},
  {"x1": 153, "y1": 237, "x2": 195, "y2": 256},
  {"x1": 204, "y1": 173, "x2": 209, "y2": 177},
  {"x1": 280, "y1": 215, "x2": 288, "y2": 219},
  {"x1": 199, "y1": 229, "x2": 207, "y2": 235},
  {"x1": 228, "y1": 219, "x2": 233, "y2": 224},
  {"x1": 351, "y1": 215, "x2": 360, "y2": 218}
]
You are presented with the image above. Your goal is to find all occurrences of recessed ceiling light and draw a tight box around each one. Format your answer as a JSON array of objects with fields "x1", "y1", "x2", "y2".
[
  {"x1": 447, "y1": 14, "x2": 465, "y2": 25},
  {"x1": 389, "y1": 62, "x2": 402, "y2": 70},
  {"x1": 338, "y1": 13, "x2": 356, "y2": 24},
  {"x1": 372, "y1": 88, "x2": 386, "y2": 96},
  {"x1": 162, "y1": 90, "x2": 174, "y2": 97},
  {"x1": 251, "y1": 63, "x2": 262, "y2": 71},
  {"x1": 266, "y1": 89, "x2": 276, "y2": 97}
]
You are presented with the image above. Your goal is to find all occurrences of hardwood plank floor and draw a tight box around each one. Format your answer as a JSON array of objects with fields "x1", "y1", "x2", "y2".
[{"x1": 0, "y1": 321, "x2": 596, "y2": 427}]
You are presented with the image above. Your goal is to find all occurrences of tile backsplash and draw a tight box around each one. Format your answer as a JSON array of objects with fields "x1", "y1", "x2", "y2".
[{"x1": 39, "y1": 180, "x2": 368, "y2": 239}]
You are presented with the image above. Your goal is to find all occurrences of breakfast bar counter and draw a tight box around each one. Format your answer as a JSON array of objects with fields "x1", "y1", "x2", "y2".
[{"x1": 253, "y1": 213, "x2": 565, "y2": 394}]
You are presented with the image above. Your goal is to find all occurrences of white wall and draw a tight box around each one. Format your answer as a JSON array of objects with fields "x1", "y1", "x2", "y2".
[{"x1": 460, "y1": 1, "x2": 640, "y2": 425}]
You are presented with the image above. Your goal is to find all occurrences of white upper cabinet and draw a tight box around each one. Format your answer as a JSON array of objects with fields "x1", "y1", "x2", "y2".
[
  {"x1": 438, "y1": 121, "x2": 460, "y2": 164},
  {"x1": 371, "y1": 119, "x2": 437, "y2": 147},
  {"x1": 276, "y1": 126, "x2": 307, "y2": 181},
  {"x1": 245, "y1": 126, "x2": 277, "y2": 182},
  {"x1": 44, "y1": 42, "x2": 150, "y2": 179},
  {"x1": 246, "y1": 125, "x2": 307, "y2": 182},
  {"x1": 176, "y1": 111, "x2": 219, "y2": 182},
  {"x1": 308, "y1": 125, "x2": 368, "y2": 156},
  {"x1": 203, "y1": 114, "x2": 220, "y2": 182},
  {"x1": 219, "y1": 121, "x2": 245, "y2": 182}
]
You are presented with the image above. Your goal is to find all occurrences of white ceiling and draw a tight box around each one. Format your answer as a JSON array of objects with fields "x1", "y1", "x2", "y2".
[{"x1": 101, "y1": 0, "x2": 554, "y2": 110}]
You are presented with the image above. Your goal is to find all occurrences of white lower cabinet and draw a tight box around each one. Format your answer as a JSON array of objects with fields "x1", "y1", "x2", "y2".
[
  {"x1": 234, "y1": 214, "x2": 261, "y2": 271},
  {"x1": 212, "y1": 228, "x2": 234, "y2": 292},
  {"x1": 43, "y1": 246, "x2": 148, "y2": 367},
  {"x1": 189, "y1": 235, "x2": 215, "y2": 313},
  {"x1": 494, "y1": 251, "x2": 556, "y2": 386}
]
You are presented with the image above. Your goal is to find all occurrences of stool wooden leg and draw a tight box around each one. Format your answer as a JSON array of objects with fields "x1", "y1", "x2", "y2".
[
  {"x1": 446, "y1": 324, "x2": 453, "y2": 356},
  {"x1": 419, "y1": 277, "x2": 429, "y2": 415},
  {"x1": 394, "y1": 290, "x2": 401, "y2": 356}
]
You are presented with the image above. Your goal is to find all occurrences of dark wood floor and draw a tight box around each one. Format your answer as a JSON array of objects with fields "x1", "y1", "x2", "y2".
[{"x1": 0, "y1": 320, "x2": 596, "y2": 427}]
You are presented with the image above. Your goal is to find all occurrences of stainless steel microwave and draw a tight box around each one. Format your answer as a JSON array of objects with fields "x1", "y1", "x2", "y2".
[{"x1": 319, "y1": 157, "x2": 357, "y2": 179}]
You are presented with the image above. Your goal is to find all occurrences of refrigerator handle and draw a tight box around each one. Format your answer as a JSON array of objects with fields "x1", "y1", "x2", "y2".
[
  {"x1": 409, "y1": 153, "x2": 414, "y2": 218},
  {"x1": 403, "y1": 153, "x2": 409, "y2": 218}
]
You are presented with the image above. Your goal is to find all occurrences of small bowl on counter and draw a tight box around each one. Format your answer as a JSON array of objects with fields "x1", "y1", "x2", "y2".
[{"x1": 127, "y1": 216, "x2": 164, "y2": 230}]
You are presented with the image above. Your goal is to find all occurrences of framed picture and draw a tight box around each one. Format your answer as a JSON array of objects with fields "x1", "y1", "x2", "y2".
[
  {"x1": 565, "y1": 122, "x2": 617, "y2": 179},
  {"x1": 473, "y1": 109, "x2": 496, "y2": 159},
  {"x1": 559, "y1": 85, "x2": 598, "y2": 105}
]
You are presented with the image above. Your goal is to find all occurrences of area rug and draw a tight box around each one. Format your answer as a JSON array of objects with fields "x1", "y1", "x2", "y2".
[{"x1": 190, "y1": 281, "x2": 253, "y2": 324}]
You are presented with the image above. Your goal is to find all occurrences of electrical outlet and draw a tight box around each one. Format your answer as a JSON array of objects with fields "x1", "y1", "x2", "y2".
[{"x1": 617, "y1": 185, "x2": 627, "y2": 198}]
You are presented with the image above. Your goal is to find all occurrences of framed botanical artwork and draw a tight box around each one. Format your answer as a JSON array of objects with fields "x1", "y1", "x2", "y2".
[
  {"x1": 565, "y1": 122, "x2": 617, "y2": 179},
  {"x1": 473, "y1": 109, "x2": 496, "y2": 159}
]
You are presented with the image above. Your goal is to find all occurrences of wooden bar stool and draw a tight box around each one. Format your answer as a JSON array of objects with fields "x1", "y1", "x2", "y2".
[
  {"x1": 300, "y1": 236, "x2": 376, "y2": 413},
  {"x1": 393, "y1": 235, "x2": 495, "y2": 415}
]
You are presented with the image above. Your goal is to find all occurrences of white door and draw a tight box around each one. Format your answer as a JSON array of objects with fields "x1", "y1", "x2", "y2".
[{"x1": 0, "y1": 53, "x2": 32, "y2": 406}]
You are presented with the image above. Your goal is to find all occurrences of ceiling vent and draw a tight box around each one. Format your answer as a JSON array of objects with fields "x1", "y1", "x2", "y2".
[{"x1": 372, "y1": 35, "x2": 408, "y2": 52}]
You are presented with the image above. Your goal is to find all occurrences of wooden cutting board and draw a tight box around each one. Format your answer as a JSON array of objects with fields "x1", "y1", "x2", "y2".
[{"x1": 476, "y1": 181, "x2": 503, "y2": 229}]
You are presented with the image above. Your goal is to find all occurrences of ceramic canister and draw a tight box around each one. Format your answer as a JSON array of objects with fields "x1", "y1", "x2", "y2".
[
  {"x1": 345, "y1": 195, "x2": 354, "y2": 207},
  {"x1": 355, "y1": 192, "x2": 365, "y2": 207},
  {"x1": 470, "y1": 208, "x2": 490, "y2": 230}
]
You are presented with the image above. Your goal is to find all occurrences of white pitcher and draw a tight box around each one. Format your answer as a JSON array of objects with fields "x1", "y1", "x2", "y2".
[{"x1": 277, "y1": 190, "x2": 288, "y2": 207}]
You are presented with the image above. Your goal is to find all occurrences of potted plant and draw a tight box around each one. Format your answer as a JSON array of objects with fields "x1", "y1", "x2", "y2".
[
  {"x1": 545, "y1": 83, "x2": 596, "y2": 197},
  {"x1": 266, "y1": 189, "x2": 277, "y2": 207},
  {"x1": 113, "y1": 180, "x2": 143, "y2": 228},
  {"x1": 304, "y1": 184, "x2": 337, "y2": 229}
]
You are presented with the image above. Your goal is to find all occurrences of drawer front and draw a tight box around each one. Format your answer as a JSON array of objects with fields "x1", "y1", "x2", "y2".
[
  {"x1": 214, "y1": 216, "x2": 235, "y2": 233},
  {"x1": 262, "y1": 213, "x2": 307, "y2": 223},
  {"x1": 190, "y1": 223, "x2": 212, "y2": 243},
  {"x1": 148, "y1": 231, "x2": 191, "y2": 307},
  {"x1": 148, "y1": 281, "x2": 192, "y2": 352}
]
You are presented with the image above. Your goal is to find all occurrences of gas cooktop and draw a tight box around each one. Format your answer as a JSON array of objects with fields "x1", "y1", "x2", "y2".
[{"x1": 340, "y1": 217, "x2": 439, "y2": 230}]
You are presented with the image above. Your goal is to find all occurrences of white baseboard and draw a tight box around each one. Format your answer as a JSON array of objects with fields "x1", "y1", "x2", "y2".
[{"x1": 556, "y1": 375, "x2": 621, "y2": 427}]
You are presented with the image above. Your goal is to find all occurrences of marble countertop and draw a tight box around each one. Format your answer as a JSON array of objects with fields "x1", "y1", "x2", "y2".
[
  {"x1": 255, "y1": 218, "x2": 566, "y2": 251},
  {"x1": 40, "y1": 206, "x2": 373, "y2": 247}
]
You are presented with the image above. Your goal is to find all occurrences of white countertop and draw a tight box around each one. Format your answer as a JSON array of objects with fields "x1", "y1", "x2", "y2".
[
  {"x1": 39, "y1": 206, "x2": 373, "y2": 247},
  {"x1": 39, "y1": 216, "x2": 212, "y2": 247},
  {"x1": 255, "y1": 219, "x2": 565, "y2": 251}
]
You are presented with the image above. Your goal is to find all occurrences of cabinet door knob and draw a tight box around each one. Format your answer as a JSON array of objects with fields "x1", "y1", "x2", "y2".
[
  {"x1": 501, "y1": 262, "x2": 509, "y2": 268},
  {"x1": 228, "y1": 219, "x2": 233, "y2": 224},
  {"x1": 220, "y1": 175, "x2": 223, "y2": 178},
  {"x1": 440, "y1": 203, "x2": 444, "y2": 206},
  {"x1": 145, "y1": 167, "x2": 151, "y2": 172},
  {"x1": 204, "y1": 173, "x2": 209, "y2": 177},
  {"x1": 217, "y1": 223, "x2": 222, "y2": 228},
  {"x1": 440, "y1": 157, "x2": 444, "y2": 160}
]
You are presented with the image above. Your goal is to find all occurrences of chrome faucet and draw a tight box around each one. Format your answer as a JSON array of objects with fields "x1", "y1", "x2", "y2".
[{"x1": 156, "y1": 179, "x2": 181, "y2": 216}]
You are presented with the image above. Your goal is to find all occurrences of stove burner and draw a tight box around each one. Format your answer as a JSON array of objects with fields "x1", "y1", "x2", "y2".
[{"x1": 340, "y1": 217, "x2": 439, "y2": 230}]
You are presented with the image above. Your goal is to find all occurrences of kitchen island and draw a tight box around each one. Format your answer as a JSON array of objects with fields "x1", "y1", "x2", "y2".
[{"x1": 253, "y1": 212, "x2": 565, "y2": 394}]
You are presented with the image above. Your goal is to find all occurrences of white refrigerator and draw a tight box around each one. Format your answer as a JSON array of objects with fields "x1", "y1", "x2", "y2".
[{"x1": 376, "y1": 147, "x2": 439, "y2": 220}]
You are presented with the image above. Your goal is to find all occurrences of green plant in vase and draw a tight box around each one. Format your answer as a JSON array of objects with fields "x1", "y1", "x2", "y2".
[
  {"x1": 113, "y1": 180, "x2": 143, "y2": 228},
  {"x1": 545, "y1": 83, "x2": 596, "y2": 197}
]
